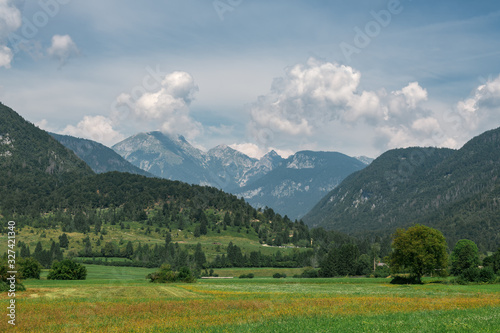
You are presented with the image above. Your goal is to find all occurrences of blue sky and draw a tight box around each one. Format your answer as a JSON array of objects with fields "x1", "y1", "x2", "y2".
[{"x1": 1, "y1": 0, "x2": 500, "y2": 158}]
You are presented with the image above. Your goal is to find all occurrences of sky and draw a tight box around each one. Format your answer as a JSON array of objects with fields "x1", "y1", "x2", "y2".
[{"x1": 1, "y1": 0, "x2": 500, "y2": 159}]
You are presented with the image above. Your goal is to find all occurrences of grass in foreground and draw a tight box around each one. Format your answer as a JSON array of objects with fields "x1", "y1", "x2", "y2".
[{"x1": 1, "y1": 265, "x2": 499, "y2": 332}]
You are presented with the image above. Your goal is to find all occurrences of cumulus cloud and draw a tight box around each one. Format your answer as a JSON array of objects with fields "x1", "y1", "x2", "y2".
[
  {"x1": 230, "y1": 143, "x2": 266, "y2": 159},
  {"x1": 113, "y1": 70, "x2": 202, "y2": 141},
  {"x1": 35, "y1": 119, "x2": 57, "y2": 133},
  {"x1": 247, "y1": 58, "x2": 444, "y2": 153},
  {"x1": 62, "y1": 115, "x2": 125, "y2": 147},
  {"x1": 230, "y1": 142, "x2": 294, "y2": 159},
  {"x1": 47, "y1": 34, "x2": 80, "y2": 66},
  {"x1": 0, "y1": 0, "x2": 21, "y2": 68},
  {"x1": 0, "y1": 0, "x2": 21, "y2": 36},
  {"x1": 0, "y1": 44, "x2": 12, "y2": 67},
  {"x1": 456, "y1": 75, "x2": 500, "y2": 133}
]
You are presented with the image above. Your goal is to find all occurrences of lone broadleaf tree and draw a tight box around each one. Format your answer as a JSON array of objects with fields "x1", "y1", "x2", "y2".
[
  {"x1": 451, "y1": 239, "x2": 480, "y2": 276},
  {"x1": 390, "y1": 224, "x2": 448, "y2": 283}
]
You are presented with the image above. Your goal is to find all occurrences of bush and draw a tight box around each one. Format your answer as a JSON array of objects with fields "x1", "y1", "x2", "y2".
[
  {"x1": 459, "y1": 267, "x2": 481, "y2": 283},
  {"x1": 300, "y1": 267, "x2": 319, "y2": 278},
  {"x1": 0, "y1": 260, "x2": 26, "y2": 291},
  {"x1": 47, "y1": 259, "x2": 87, "y2": 280},
  {"x1": 479, "y1": 267, "x2": 497, "y2": 283},
  {"x1": 239, "y1": 273, "x2": 254, "y2": 279},
  {"x1": 18, "y1": 257, "x2": 42, "y2": 279},
  {"x1": 178, "y1": 266, "x2": 196, "y2": 283},
  {"x1": 390, "y1": 275, "x2": 422, "y2": 285},
  {"x1": 147, "y1": 265, "x2": 196, "y2": 283},
  {"x1": 273, "y1": 273, "x2": 286, "y2": 279},
  {"x1": 373, "y1": 265, "x2": 391, "y2": 278}
]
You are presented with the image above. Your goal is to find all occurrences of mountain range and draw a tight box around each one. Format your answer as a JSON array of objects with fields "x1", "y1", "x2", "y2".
[
  {"x1": 234, "y1": 151, "x2": 367, "y2": 220},
  {"x1": 303, "y1": 128, "x2": 500, "y2": 250},
  {"x1": 0, "y1": 102, "x2": 313, "y2": 255},
  {"x1": 111, "y1": 131, "x2": 369, "y2": 219},
  {"x1": 1, "y1": 101, "x2": 498, "y2": 251}
]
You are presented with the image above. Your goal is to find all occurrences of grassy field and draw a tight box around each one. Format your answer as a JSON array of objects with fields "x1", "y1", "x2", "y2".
[{"x1": 1, "y1": 265, "x2": 499, "y2": 332}]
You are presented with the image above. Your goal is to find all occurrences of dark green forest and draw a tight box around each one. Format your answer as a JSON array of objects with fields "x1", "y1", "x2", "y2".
[{"x1": 304, "y1": 129, "x2": 500, "y2": 252}]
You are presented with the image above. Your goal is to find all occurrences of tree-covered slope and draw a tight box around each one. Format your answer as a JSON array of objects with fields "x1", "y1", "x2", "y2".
[
  {"x1": 51, "y1": 133, "x2": 153, "y2": 177},
  {"x1": 0, "y1": 103, "x2": 94, "y2": 214},
  {"x1": 0, "y1": 103, "x2": 311, "y2": 251},
  {"x1": 303, "y1": 128, "x2": 500, "y2": 250}
]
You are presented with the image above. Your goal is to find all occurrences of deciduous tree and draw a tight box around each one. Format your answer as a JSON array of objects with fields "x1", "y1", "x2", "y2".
[
  {"x1": 390, "y1": 224, "x2": 448, "y2": 283},
  {"x1": 451, "y1": 239, "x2": 480, "y2": 276}
]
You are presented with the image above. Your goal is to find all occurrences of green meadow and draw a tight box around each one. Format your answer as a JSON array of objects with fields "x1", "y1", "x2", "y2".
[{"x1": 1, "y1": 265, "x2": 499, "y2": 332}]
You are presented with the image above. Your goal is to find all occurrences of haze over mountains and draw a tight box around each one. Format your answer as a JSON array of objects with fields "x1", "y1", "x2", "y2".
[{"x1": 111, "y1": 131, "x2": 370, "y2": 220}]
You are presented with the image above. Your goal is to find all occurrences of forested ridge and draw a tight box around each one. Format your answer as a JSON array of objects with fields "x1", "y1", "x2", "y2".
[{"x1": 304, "y1": 129, "x2": 500, "y2": 251}]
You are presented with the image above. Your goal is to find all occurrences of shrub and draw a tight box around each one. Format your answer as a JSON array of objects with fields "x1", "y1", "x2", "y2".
[
  {"x1": 390, "y1": 275, "x2": 422, "y2": 285},
  {"x1": 478, "y1": 267, "x2": 496, "y2": 283},
  {"x1": 373, "y1": 265, "x2": 391, "y2": 278},
  {"x1": 239, "y1": 273, "x2": 254, "y2": 279},
  {"x1": 47, "y1": 259, "x2": 87, "y2": 280},
  {"x1": 18, "y1": 257, "x2": 42, "y2": 279},
  {"x1": 147, "y1": 265, "x2": 196, "y2": 283},
  {"x1": 178, "y1": 266, "x2": 196, "y2": 283},
  {"x1": 459, "y1": 267, "x2": 481, "y2": 283},
  {"x1": 273, "y1": 273, "x2": 286, "y2": 279},
  {"x1": 0, "y1": 260, "x2": 26, "y2": 291},
  {"x1": 301, "y1": 267, "x2": 319, "y2": 278}
]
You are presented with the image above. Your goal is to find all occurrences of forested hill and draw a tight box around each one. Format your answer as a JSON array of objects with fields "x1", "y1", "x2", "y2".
[
  {"x1": 0, "y1": 103, "x2": 311, "y2": 248},
  {"x1": 304, "y1": 128, "x2": 500, "y2": 251},
  {"x1": 0, "y1": 103, "x2": 94, "y2": 213}
]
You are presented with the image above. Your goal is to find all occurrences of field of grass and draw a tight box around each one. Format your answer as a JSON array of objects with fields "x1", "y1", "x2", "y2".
[{"x1": 1, "y1": 265, "x2": 499, "y2": 332}]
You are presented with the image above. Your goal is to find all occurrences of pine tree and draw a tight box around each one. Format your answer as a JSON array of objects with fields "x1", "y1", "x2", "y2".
[
  {"x1": 199, "y1": 212, "x2": 208, "y2": 235},
  {"x1": 223, "y1": 212, "x2": 231, "y2": 227},
  {"x1": 165, "y1": 232, "x2": 172, "y2": 246},
  {"x1": 125, "y1": 241, "x2": 134, "y2": 259},
  {"x1": 194, "y1": 243, "x2": 206, "y2": 268},
  {"x1": 33, "y1": 241, "x2": 43, "y2": 263},
  {"x1": 59, "y1": 233, "x2": 69, "y2": 249}
]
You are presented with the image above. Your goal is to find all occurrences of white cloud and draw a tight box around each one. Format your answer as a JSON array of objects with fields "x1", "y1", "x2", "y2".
[
  {"x1": 247, "y1": 58, "x2": 435, "y2": 154},
  {"x1": 0, "y1": 0, "x2": 21, "y2": 68},
  {"x1": 0, "y1": 44, "x2": 12, "y2": 68},
  {"x1": 0, "y1": 0, "x2": 21, "y2": 36},
  {"x1": 47, "y1": 35, "x2": 80, "y2": 66},
  {"x1": 35, "y1": 119, "x2": 57, "y2": 133},
  {"x1": 62, "y1": 115, "x2": 125, "y2": 147},
  {"x1": 230, "y1": 142, "x2": 294, "y2": 159},
  {"x1": 398, "y1": 81, "x2": 428, "y2": 109},
  {"x1": 456, "y1": 75, "x2": 500, "y2": 133},
  {"x1": 272, "y1": 148, "x2": 294, "y2": 159},
  {"x1": 207, "y1": 124, "x2": 234, "y2": 136},
  {"x1": 113, "y1": 70, "x2": 202, "y2": 141},
  {"x1": 230, "y1": 143, "x2": 266, "y2": 159},
  {"x1": 411, "y1": 117, "x2": 441, "y2": 134}
]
